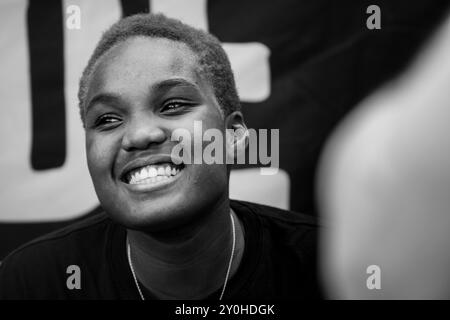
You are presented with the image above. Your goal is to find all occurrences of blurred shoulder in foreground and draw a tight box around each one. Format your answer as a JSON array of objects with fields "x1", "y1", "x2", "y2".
[{"x1": 319, "y1": 12, "x2": 450, "y2": 299}]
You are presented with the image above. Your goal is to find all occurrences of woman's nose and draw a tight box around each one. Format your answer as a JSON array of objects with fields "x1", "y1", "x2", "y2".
[{"x1": 121, "y1": 115, "x2": 167, "y2": 151}]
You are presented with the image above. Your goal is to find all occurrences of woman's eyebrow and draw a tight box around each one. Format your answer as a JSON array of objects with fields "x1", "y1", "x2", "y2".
[
  {"x1": 148, "y1": 78, "x2": 204, "y2": 104},
  {"x1": 85, "y1": 93, "x2": 125, "y2": 114},
  {"x1": 152, "y1": 78, "x2": 201, "y2": 94}
]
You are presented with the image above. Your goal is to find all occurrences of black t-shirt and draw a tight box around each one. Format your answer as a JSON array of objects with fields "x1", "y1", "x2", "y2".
[{"x1": 0, "y1": 200, "x2": 322, "y2": 300}]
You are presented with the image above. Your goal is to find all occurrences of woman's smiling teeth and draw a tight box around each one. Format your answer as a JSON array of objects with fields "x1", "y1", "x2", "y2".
[{"x1": 125, "y1": 163, "x2": 181, "y2": 185}]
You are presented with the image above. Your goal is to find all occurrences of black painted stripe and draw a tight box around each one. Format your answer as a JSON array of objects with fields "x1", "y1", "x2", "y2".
[
  {"x1": 120, "y1": 0, "x2": 149, "y2": 17},
  {"x1": 27, "y1": 0, "x2": 66, "y2": 170}
]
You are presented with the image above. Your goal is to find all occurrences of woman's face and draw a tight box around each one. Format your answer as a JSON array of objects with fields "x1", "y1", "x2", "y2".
[{"x1": 84, "y1": 37, "x2": 230, "y2": 232}]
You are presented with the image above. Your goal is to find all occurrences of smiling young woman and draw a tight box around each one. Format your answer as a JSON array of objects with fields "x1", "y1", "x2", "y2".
[{"x1": 0, "y1": 13, "x2": 321, "y2": 300}]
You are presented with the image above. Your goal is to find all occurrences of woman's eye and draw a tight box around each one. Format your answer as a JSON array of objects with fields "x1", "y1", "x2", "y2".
[
  {"x1": 161, "y1": 101, "x2": 187, "y2": 113},
  {"x1": 95, "y1": 115, "x2": 121, "y2": 127}
]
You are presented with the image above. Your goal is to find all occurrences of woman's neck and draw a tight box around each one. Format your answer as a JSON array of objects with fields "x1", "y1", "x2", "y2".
[{"x1": 126, "y1": 200, "x2": 245, "y2": 299}]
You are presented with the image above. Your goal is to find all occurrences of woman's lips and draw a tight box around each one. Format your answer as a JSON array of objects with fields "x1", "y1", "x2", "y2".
[
  {"x1": 120, "y1": 164, "x2": 185, "y2": 193},
  {"x1": 123, "y1": 162, "x2": 184, "y2": 184}
]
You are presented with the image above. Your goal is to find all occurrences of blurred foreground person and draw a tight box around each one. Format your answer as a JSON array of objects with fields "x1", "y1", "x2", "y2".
[{"x1": 319, "y1": 14, "x2": 450, "y2": 299}]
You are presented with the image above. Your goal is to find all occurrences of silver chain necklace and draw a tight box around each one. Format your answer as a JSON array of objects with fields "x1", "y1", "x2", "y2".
[{"x1": 127, "y1": 212, "x2": 236, "y2": 300}]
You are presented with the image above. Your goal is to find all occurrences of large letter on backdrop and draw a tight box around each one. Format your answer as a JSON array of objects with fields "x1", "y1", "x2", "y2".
[{"x1": 0, "y1": 0, "x2": 120, "y2": 222}]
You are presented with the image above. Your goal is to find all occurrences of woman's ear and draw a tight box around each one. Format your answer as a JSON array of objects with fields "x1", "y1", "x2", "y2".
[{"x1": 225, "y1": 111, "x2": 248, "y2": 161}]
